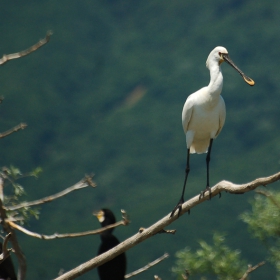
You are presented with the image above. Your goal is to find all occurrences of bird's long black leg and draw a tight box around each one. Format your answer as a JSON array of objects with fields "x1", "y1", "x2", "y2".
[
  {"x1": 170, "y1": 149, "x2": 190, "y2": 218},
  {"x1": 200, "y1": 139, "x2": 213, "y2": 199}
]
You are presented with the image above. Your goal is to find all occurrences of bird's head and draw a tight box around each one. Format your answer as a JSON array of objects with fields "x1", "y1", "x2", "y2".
[
  {"x1": 206, "y1": 46, "x2": 228, "y2": 69},
  {"x1": 206, "y1": 46, "x2": 255, "y2": 86},
  {"x1": 93, "y1": 208, "x2": 116, "y2": 229}
]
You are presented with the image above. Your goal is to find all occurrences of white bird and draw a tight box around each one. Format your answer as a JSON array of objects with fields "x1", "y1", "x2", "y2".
[{"x1": 170, "y1": 46, "x2": 254, "y2": 218}]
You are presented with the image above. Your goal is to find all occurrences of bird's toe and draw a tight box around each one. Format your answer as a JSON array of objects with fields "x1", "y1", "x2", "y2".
[
  {"x1": 199, "y1": 186, "x2": 212, "y2": 200},
  {"x1": 170, "y1": 198, "x2": 184, "y2": 218}
]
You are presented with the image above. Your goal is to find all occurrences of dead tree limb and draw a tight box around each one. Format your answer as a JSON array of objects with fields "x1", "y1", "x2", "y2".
[
  {"x1": 7, "y1": 175, "x2": 96, "y2": 211},
  {"x1": 125, "y1": 253, "x2": 169, "y2": 279},
  {"x1": 8, "y1": 214, "x2": 129, "y2": 240},
  {"x1": 54, "y1": 171, "x2": 280, "y2": 280},
  {"x1": 239, "y1": 261, "x2": 265, "y2": 280},
  {"x1": 0, "y1": 31, "x2": 52, "y2": 66},
  {"x1": 0, "y1": 123, "x2": 27, "y2": 139}
]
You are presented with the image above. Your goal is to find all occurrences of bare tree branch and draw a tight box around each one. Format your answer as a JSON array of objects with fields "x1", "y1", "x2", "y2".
[
  {"x1": 0, "y1": 123, "x2": 27, "y2": 139},
  {"x1": 54, "y1": 171, "x2": 280, "y2": 280},
  {"x1": 125, "y1": 253, "x2": 169, "y2": 279},
  {"x1": 154, "y1": 276, "x2": 162, "y2": 280},
  {"x1": 239, "y1": 261, "x2": 265, "y2": 280},
  {"x1": 0, "y1": 31, "x2": 52, "y2": 66},
  {"x1": 7, "y1": 175, "x2": 96, "y2": 211},
  {"x1": 0, "y1": 233, "x2": 13, "y2": 263},
  {"x1": 255, "y1": 189, "x2": 280, "y2": 209},
  {"x1": 8, "y1": 210, "x2": 129, "y2": 240}
]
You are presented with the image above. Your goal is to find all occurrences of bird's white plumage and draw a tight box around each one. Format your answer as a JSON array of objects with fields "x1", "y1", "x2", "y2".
[{"x1": 182, "y1": 46, "x2": 227, "y2": 154}]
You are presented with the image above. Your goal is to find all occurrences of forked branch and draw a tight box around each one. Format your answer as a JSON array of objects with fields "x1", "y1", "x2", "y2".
[{"x1": 54, "y1": 171, "x2": 280, "y2": 280}]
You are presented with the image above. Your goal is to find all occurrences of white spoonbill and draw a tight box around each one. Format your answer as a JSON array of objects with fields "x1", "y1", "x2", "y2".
[{"x1": 170, "y1": 46, "x2": 255, "y2": 218}]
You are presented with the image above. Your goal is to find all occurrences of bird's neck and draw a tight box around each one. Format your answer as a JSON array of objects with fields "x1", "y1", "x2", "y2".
[{"x1": 207, "y1": 64, "x2": 223, "y2": 97}]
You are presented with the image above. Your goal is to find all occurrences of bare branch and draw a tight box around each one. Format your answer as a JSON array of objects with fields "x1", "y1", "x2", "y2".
[
  {"x1": 0, "y1": 31, "x2": 52, "y2": 66},
  {"x1": 0, "y1": 233, "x2": 13, "y2": 263},
  {"x1": 7, "y1": 176, "x2": 96, "y2": 211},
  {"x1": 154, "y1": 276, "x2": 162, "y2": 280},
  {"x1": 255, "y1": 189, "x2": 280, "y2": 209},
  {"x1": 0, "y1": 123, "x2": 27, "y2": 139},
  {"x1": 125, "y1": 253, "x2": 169, "y2": 279},
  {"x1": 54, "y1": 171, "x2": 280, "y2": 280},
  {"x1": 8, "y1": 216, "x2": 129, "y2": 240},
  {"x1": 239, "y1": 261, "x2": 265, "y2": 280}
]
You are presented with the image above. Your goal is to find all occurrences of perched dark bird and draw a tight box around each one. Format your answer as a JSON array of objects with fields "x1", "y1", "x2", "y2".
[
  {"x1": 94, "y1": 209, "x2": 126, "y2": 280},
  {"x1": 0, "y1": 243, "x2": 17, "y2": 280}
]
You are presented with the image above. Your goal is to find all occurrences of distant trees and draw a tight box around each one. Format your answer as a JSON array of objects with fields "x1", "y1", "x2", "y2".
[{"x1": 1, "y1": 32, "x2": 280, "y2": 280}]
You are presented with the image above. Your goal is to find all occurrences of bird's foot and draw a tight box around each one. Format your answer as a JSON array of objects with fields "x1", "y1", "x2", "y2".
[
  {"x1": 170, "y1": 197, "x2": 184, "y2": 218},
  {"x1": 219, "y1": 192, "x2": 221, "y2": 198},
  {"x1": 199, "y1": 186, "x2": 212, "y2": 200}
]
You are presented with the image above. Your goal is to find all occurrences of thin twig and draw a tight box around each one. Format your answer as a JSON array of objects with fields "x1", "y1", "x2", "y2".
[
  {"x1": 255, "y1": 189, "x2": 280, "y2": 209},
  {"x1": 154, "y1": 276, "x2": 162, "y2": 280},
  {"x1": 0, "y1": 233, "x2": 13, "y2": 263},
  {"x1": 0, "y1": 31, "x2": 52, "y2": 65},
  {"x1": 54, "y1": 171, "x2": 280, "y2": 280},
  {"x1": 239, "y1": 261, "x2": 265, "y2": 280},
  {"x1": 8, "y1": 219, "x2": 128, "y2": 240},
  {"x1": 157, "y1": 229, "x2": 176, "y2": 235},
  {"x1": 0, "y1": 123, "x2": 27, "y2": 139},
  {"x1": 125, "y1": 253, "x2": 169, "y2": 279},
  {"x1": 7, "y1": 176, "x2": 96, "y2": 211}
]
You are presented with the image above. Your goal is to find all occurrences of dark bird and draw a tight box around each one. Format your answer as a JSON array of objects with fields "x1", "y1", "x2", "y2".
[
  {"x1": 94, "y1": 209, "x2": 126, "y2": 280},
  {"x1": 0, "y1": 243, "x2": 17, "y2": 280},
  {"x1": 170, "y1": 46, "x2": 255, "y2": 218}
]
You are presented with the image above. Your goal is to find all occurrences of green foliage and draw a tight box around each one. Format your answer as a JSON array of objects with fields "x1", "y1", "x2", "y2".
[
  {"x1": 241, "y1": 191, "x2": 280, "y2": 242},
  {"x1": 172, "y1": 232, "x2": 247, "y2": 280},
  {"x1": 241, "y1": 191, "x2": 280, "y2": 278},
  {"x1": 2, "y1": 166, "x2": 41, "y2": 224}
]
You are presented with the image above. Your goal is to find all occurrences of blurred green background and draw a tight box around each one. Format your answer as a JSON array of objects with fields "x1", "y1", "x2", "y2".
[{"x1": 0, "y1": 0, "x2": 280, "y2": 279}]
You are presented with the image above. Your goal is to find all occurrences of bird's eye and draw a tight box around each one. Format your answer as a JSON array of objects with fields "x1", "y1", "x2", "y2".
[{"x1": 219, "y1": 52, "x2": 222, "y2": 56}]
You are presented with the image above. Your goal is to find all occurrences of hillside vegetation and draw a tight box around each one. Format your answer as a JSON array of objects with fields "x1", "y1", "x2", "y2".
[{"x1": 0, "y1": 0, "x2": 280, "y2": 279}]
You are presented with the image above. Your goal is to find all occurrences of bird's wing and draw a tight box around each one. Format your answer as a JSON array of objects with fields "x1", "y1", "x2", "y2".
[
  {"x1": 182, "y1": 93, "x2": 195, "y2": 133},
  {"x1": 215, "y1": 96, "x2": 226, "y2": 137}
]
